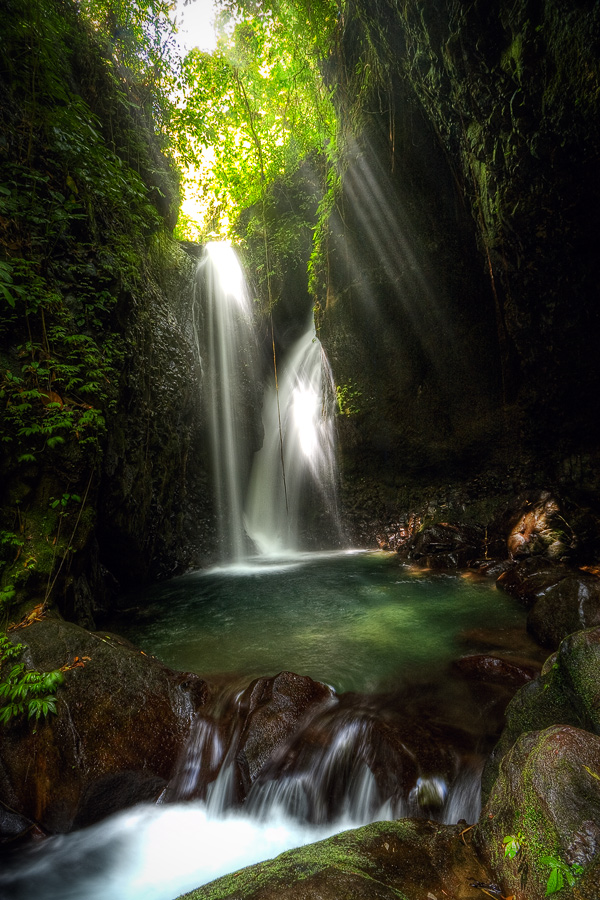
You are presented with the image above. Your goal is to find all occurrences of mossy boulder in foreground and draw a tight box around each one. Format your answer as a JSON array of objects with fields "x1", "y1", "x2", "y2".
[
  {"x1": 0, "y1": 617, "x2": 207, "y2": 834},
  {"x1": 475, "y1": 725, "x2": 600, "y2": 900},
  {"x1": 177, "y1": 819, "x2": 492, "y2": 900},
  {"x1": 481, "y1": 626, "x2": 600, "y2": 798}
]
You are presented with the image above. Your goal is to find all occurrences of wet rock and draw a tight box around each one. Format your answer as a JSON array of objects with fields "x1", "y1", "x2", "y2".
[
  {"x1": 398, "y1": 523, "x2": 486, "y2": 569},
  {"x1": 0, "y1": 802, "x2": 41, "y2": 847},
  {"x1": 527, "y1": 573, "x2": 600, "y2": 648},
  {"x1": 481, "y1": 626, "x2": 600, "y2": 800},
  {"x1": 0, "y1": 618, "x2": 208, "y2": 833},
  {"x1": 504, "y1": 491, "x2": 569, "y2": 559},
  {"x1": 178, "y1": 819, "x2": 493, "y2": 900},
  {"x1": 452, "y1": 654, "x2": 539, "y2": 688},
  {"x1": 475, "y1": 726, "x2": 600, "y2": 900},
  {"x1": 235, "y1": 672, "x2": 335, "y2": 790},
  {"x1": 496, "y1": 557, "x2": 568, "y2": 607},
  {"x1": 468, "y1": 558, "x2": 513, "y2": 579},
  {"x1": 496, "y1": 557, "x2": 600, "y2": 648}
]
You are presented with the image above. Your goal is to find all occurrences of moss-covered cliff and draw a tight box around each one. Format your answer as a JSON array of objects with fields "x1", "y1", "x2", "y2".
[
  {"x1": 0, "y1": 0, "x2": 214, "y2": 626},
  {"x1": 315, "y1": 0, "x2": 600, "y2": 537}
]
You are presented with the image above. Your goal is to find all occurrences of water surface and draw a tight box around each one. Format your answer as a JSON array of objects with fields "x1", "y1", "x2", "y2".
[{"x1": 113, "y1": 550, "x2": 525, "y2": 694}]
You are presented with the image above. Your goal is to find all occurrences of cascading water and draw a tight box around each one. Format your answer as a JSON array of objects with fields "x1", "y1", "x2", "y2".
[
  {"x1": 0, "y1": 551, "x2": 529, "y2": 900},
  {"x1": 198, "y1": 242, "x2": 341, "y2": 560},
  {"x1": 197, "y1": 243, "x2": 258, "y2": 561},
  {"x1": 244, "y1": 316, "x2": 341, "y2": 555}
]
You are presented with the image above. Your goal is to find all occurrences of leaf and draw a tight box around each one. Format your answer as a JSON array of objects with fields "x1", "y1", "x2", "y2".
[
  {"x1": 0, "y1": 282, "x2": 16, "y2": 307},
  {"x1": 545, "y1": 866, "x2": 563, "y2": 895}
]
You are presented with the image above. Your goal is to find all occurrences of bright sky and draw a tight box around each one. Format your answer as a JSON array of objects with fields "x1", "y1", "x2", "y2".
[{"x1": 175, "y1": 0, "x2": 218, "y2": 53}]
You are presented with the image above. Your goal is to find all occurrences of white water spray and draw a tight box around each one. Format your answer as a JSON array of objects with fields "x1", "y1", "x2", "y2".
[
  {"x1": 198, "y1": 243, "x2": 341, "y2": 560},
  {"x1": 245, "y1": 316, "x2": 341, "y2": 556}
]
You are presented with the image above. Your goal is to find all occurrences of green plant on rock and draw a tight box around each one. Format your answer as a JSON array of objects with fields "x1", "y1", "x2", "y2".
[
  {"x1": 502, "y1": 833, "x2": 584, "y2": 895},
  {"x1": 540, "y1": 856, "x2": 584, "y2": 896},
  {"x1": 336, "y1": 380, "x2": 362, "y2": 417},
  {"x1": 503, "y1": 831, "x2": 524, "y2": 859},
  {"x1": 0, "y1": 633, "x2": 64, "y2": 725}
]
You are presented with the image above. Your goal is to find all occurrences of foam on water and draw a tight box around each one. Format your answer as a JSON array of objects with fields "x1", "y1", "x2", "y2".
[{"x1": 0, "y1": 804, "x2": 347, "y2": 900}]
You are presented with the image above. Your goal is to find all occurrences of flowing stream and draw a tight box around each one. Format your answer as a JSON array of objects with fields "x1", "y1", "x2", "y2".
[{"x1": 0, "y1": 553, "x2": 530, "y2": 900}]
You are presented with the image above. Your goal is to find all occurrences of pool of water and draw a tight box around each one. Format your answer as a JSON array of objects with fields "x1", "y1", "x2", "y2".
[
  {"x1": 1, "y1": 551, "x2": 533, "y2": 900},
  {"x1": 112, "y1": 550, "x2": 526, "y2": 695}
]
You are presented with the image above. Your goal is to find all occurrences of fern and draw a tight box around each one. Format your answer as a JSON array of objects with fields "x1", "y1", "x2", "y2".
[{"x1": 0, "y1": 633, "x2": 64, "y2": 725}]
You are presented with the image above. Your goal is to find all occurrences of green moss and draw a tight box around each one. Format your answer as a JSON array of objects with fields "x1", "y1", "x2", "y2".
[
  {"x1": 501, "y1": 32, "x2": 525, "y2": 81},
  {"x1": 177, "y1": 821, "x2": 418, "y2": 900}
]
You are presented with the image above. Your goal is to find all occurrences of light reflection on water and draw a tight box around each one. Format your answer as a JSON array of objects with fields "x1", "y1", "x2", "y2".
[{"x1": 112, "y1": 550, "x2": 524, "y2": 695}]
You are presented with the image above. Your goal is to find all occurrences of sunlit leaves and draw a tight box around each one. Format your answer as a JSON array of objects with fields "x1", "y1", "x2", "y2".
[{"x1": 175, "y1": 0, "x2": 338, "y2": 241}]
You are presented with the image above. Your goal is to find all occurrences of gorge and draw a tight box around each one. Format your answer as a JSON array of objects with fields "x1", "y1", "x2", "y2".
[{"x1": 1, "y1": 1, "x2": 600, "y2": 899}]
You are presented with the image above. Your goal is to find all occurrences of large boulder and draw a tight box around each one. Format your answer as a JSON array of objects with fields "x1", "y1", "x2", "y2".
[
  {"x1": 497, "y1": 559, "x2": 600, "y2": 648},
  {"x1": 0, "y1": 617, "x2": 207, "y2": 834},
  {"x1": 177, "y1": 819, "x2": 493, "y2": 900},
  {"x1": 481, "y1": 626, "x2": 600, "y2": 800},
  {"x1": 475, "y1": 725, "x2": 600, "y2": 900}
]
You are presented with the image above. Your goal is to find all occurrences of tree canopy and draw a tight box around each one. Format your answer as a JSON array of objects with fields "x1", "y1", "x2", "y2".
[{"x1": 173, "y1": 0, "x2": 339, "y2": 243}]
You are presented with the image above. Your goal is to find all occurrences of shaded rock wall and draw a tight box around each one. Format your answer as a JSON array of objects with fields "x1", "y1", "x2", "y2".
[
  {"x1": 0, "y1": 0, "x2": 216, "y2": 625},
  {"x1": 318, "y1": 0, "x2": 600, "y2": 536}
]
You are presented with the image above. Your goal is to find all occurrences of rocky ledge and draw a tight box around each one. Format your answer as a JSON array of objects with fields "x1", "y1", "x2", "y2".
[{"x1": 0, "y1": 617, "x2": 208, "y2": 838}]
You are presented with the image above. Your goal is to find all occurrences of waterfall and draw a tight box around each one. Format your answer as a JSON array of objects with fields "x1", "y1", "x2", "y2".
[
  {"x1": 244, "y1": 316, "x2": 341, "y2": 556},
  {"x1": 197, "y1": 243, "x2": 258, "y2": 562},
  {"x1": 197, "y1": 243, "x2": 341, "y2": 561}
]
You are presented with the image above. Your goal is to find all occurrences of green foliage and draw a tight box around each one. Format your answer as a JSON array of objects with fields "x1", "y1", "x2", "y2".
[
  {"x1": 175, "y1": 0, "x2": 338, "y2": 249},
  {"x1": 0, "y1": 0, "x2": 178, "y2": 612},
  {"x1": 502, "y1": 833, "x2": 584, "y2": 895},
  {"x1": 335, "y1": 378, "x2": 362, "y2": 417},
  {"x1": 503, "y1": 832, "x2": 524, "y2": 860},
  {"x1": 540, "y1": 856, "x2": 584, "y2": 895},
  {"x1": 78, "y1": 0, "x2": 182, "y2": 140},
  {"x1": 0, "y1": 632, "x2": 64, "y2": 724}
]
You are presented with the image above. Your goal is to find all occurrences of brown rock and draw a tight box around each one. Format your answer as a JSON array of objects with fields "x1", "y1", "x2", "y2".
[
  {"x1": 235, "y1": 671, "x2": 335, "y2": 789},
  {"x1": 452, "y1": 653, "x2": 539, "y2": 687},
  {"x1": 0, "y1": 618, "x2": 208, "y2": 833}
]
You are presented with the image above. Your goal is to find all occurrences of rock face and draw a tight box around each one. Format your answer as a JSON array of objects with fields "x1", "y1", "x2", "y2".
[
  {"x1": 178, "y1": 819, "x2": 493, "y2": 900},
  {"x1": 317, "y1": 0, "x2": 600, "y2": 542},
  {"x1": 475, "y1": 725, "x2": 600, "y2": 900},
  {"x1": 497, "y1": 559, "x2": 600, "y2": 648},
  {"x1": 481, "y1": 626, "x2": 600, "y2": 800},
  {"x1": 0, "y1": 618, "x2": 207, "y2": 834}
]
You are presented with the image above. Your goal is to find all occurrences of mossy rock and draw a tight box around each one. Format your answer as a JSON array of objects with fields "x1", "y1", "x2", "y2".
[
  {"x1": 177, "y1": 819, "x2": 493, "y2": 900},
  {"x1": 0, "y1": 617, "x2": 207, "y2": 833},
  {"x1": 481, "y1": 626, "x2": 600, "y2": 799},
  {"x1": 475, "y1": 725, "x2": 600, "y2": 900}
]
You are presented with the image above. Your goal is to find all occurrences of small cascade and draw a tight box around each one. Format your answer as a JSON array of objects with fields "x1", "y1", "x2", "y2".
[
  {"x1": 196, "y1": 243, "x2": 258, "y2": 561},
  {"x1": 245, "y1": 317, "x2": 341, "y2": 555},
  {"x1": 164, "y1": 684, "x2": 482, "y2": 830}
]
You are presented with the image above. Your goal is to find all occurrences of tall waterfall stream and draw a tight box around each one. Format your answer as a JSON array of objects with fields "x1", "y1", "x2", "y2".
[{"x1": 1, "y1": 246, "x2": 530, "y2": 899}]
